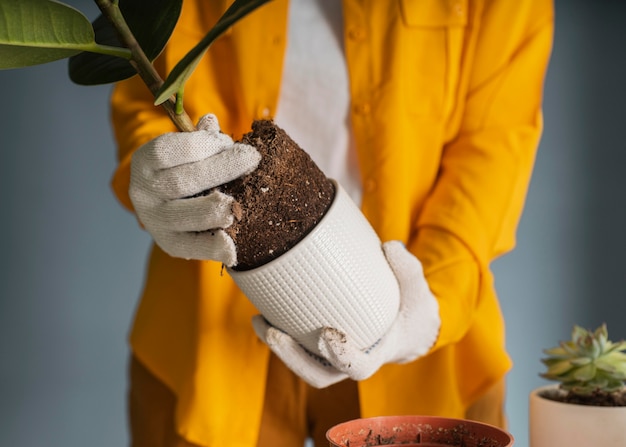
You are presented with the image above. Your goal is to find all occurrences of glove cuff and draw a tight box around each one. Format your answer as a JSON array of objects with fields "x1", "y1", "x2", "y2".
[{"x1": 409, "y1": 289, "x2": 441, "y2": 361}]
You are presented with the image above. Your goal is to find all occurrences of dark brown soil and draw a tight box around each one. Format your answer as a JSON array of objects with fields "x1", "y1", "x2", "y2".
[
  {"x1": 541, "y1": 387, "x2": 626, "y2": 407},
  {"x1": 221, "y1": 119, "x2": 335, "y2": 271},
  {"x1": 358, "y1": 423, "x2": 506, "y2": 447}
]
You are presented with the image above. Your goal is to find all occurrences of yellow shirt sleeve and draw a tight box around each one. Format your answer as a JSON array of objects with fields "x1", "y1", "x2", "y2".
[{"x1": 413, "y1": 5, "x2": 554, "y2": 350}]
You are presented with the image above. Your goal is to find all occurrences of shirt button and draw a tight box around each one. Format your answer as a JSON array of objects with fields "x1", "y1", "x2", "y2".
[
  {"x1": 364, "y1": 178, "x2": 377, "y2": 192},
  {"x1": 354, "y1": 103, "x2": 371, "y2": 115},
  {"x1": 271, "y1": 35, "x2": 282, "y2": 46},
  {"x1": 348, "y1": 27, "x2": 366, "y2": 41}
]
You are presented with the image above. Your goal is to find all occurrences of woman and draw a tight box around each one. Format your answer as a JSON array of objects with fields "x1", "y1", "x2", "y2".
[{"x1": 111, "y1": 1, "x2": 554, "y2": 445}]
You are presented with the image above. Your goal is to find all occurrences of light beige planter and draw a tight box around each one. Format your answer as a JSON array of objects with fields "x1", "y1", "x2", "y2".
[
  {"x1": 529, "y1": 385, "x2": 626, "y2": 447},
  {"x1": 229, "y1": 181, "x2": 401, "y2": 357}
]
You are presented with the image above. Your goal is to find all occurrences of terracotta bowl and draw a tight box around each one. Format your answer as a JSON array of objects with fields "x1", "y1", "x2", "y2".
[{"x1": 326, "y1": 415, "x2": 514, "y2": 447}]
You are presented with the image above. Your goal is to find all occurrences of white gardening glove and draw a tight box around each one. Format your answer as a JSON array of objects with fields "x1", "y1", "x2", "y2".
[
  {"x1": 129, "y1": 114, "x2": 260, "y2": 266},
  {"x1": 252, "y1": 315, "x2": 350, "y2": 388},
  {"x1": 252, "y1": 240, "x2": 441, "y2": 388}
]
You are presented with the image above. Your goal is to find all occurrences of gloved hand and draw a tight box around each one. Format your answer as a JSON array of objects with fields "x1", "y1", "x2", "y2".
[
  {"x1": 129, "y1": 114, "x2": 261, "y2": 266},
  {"x1": 252, "y1": 240, "x2": 441, "y2": 388},
  {"x1": 252, "y1": 315, "x2": 350, "y2": 387}
]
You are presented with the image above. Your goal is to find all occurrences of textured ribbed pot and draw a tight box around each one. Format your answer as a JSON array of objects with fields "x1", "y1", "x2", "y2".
[
  {"x1": 228, "y1": 181, "x2": 401, "y2": 357},
  {"x1": 326, "y1": 415, "x2": 514, "y2": 447},
  {"x1": 529, "y1": 385, "x2": 626, "y2": 447}
]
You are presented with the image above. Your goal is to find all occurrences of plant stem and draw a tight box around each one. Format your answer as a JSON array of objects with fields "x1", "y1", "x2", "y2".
[
  {"x1": 84, "y1": 43, "x2": 132, "y2": 60},
  {"x1": 94, "y1": 0, "x2": 195, "y2": 132}
]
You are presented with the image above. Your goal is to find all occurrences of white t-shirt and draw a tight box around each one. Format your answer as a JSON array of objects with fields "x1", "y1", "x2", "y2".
[{"x1": 274, "y1": 0, "x2": 362, "y2": 205}]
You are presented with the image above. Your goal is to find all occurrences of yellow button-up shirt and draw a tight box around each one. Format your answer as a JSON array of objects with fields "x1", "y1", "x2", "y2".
[{"x1": 111, "y1": 1, "x2": 553, "y2": 445}]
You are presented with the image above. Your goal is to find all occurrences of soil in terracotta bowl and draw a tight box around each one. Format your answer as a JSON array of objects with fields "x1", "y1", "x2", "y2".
[{"x1": 220, "y1": 119, "x2": 334, "y2": 271}]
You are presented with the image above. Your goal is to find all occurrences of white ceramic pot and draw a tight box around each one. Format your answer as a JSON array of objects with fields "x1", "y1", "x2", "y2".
[
  {"x1": 228, "y1": 181, "x2": 401, "y2": 357},
  {"x1": 529, "y1": 385, "x2": 626, "y2": 447}
]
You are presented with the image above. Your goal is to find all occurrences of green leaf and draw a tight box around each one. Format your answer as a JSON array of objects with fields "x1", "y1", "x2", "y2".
[
  {"x1": 590, "y1": 337, "x2": 602, "y2": 358},
  {"x1": 603, "y1": 379, "x2": 626, "y2": 392},
  {"x1": 0, "y1": 0, "x2": 96, "y2": 69},
  {"x1": 607, "y1": 340, "x2": 626, "y2": 354},
  {"x1": 569, "y1": 357, "x2": 592, "y2": 366},
  {"x1": 69, "y1": 0, "x2": 183, "y2": 85},
  {"x1": 560, "y1": 340, "x2": 581, "y2": 356},
  {"x1": 542, "y1": 346, "x2": 570, "y2": 358},
  {"x1": 573, "y1": 363, "x2": 597, "y2": 382},
  {"x1": 595, "y1": 323, "x2": 609, "y2": 340},
  {"x1": 544, "y1": 359, "x2": 574, "y2": 377},
  {"x1": 154, "y1": 0, "x2": 273, "y2": 106},
  {"x1": 595, "y1": 356, "x2": 626, "y2": 374}
]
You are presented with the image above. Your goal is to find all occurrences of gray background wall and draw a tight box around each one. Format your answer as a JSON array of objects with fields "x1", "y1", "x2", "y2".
[{"x1": 0, "y1": 1, "x2": 624, "y2": 446}]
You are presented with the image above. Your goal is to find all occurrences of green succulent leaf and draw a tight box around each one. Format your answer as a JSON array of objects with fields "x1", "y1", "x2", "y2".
[
  {"x1": 560, "y1": 340, "x2": 581, "y2": 356},
  {"x1": 596, "y1": 358, "x2": 626, "y2": 377},
  {"x1": 607, "y1": 340, "x2": 626, "y2": 354},
  {"x1": 543, "y1": 359, "x2": 574, "y2": 376},
  {"x1": 0, "y1": 0, "x2": 97, "y2": 69},
  {"x1": 542, "y1": 346, "x2": 570, "y2": 358},
  {"x1": 154, "y1": 0, "x2": 273, "y2": 106},
  {"x1": 540, "y1": 324, "x2": 626, "y2": 396},
  {"x1": 590, "y1": 336, "x2": 603, "y2": 358},
  {"x1": 569, "y1": 357, "x2": 592, "y2": 366},
  {"x1": 573, "y1": 363, "x2": 597, "y2": 381},
  {"x1": 542, "y1": 357, "x2": 566, "y2": 367},
  {"x1": 595, "y1": 323, "x2": 609, "y2": 340},
  {"x1": 572, "y1": 325, "x2": 589, "y2": 344},
  {"x1": 590, "y1": 377, "x2": 609, "y2": 388},
  {"x1": 604, "y1": 379, "x2": 626, "y2": 392},
  {"x1": 69, "y1": 0, "x2": 183, "y2": 85}
]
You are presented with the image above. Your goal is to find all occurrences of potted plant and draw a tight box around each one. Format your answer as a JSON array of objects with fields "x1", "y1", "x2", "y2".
[
  {"x1": 529, "y1": 324, "x2": 626, "y2": 447},
  {"x1": 0, "y1": 0, "x2": 401, "y2": 358},
  {"x1": 326, "y1": 415, "x2": 514, "y2": 447}
]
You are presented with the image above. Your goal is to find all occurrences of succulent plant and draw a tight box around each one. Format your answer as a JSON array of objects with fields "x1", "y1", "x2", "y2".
[{"x1": 541, "y1": 324, "x2": 626, "y2": 396}]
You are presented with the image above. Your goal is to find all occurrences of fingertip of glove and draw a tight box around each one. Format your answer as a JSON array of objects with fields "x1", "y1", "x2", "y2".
[
  {"x1": 234, "y1": 142, "x2": 262, "y2": 166},
  {"x1": 382, "y1": 240, "x2": 409, "y2": 266},
  {"x1": 251, "y1": 316, "x2": 287, "y2": 348},
  {"x1": 318, "y1": 327, "x2": 350, "y2": 362},
  {"x1": 265, "y1": 327, "x2": 294, "y2": 351},
  {"x1": 321, "y1": 327, "x2": 347, "y2": 344},
  {"x1": 383, "y1": 240, "x2": 424, "y2": 273},
  {"x1": 197, "y1": 114, "x2": 220, "y2": 132},
  {"x1": 382, "y1": 240, "x2": 404, "y2": 254}
]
